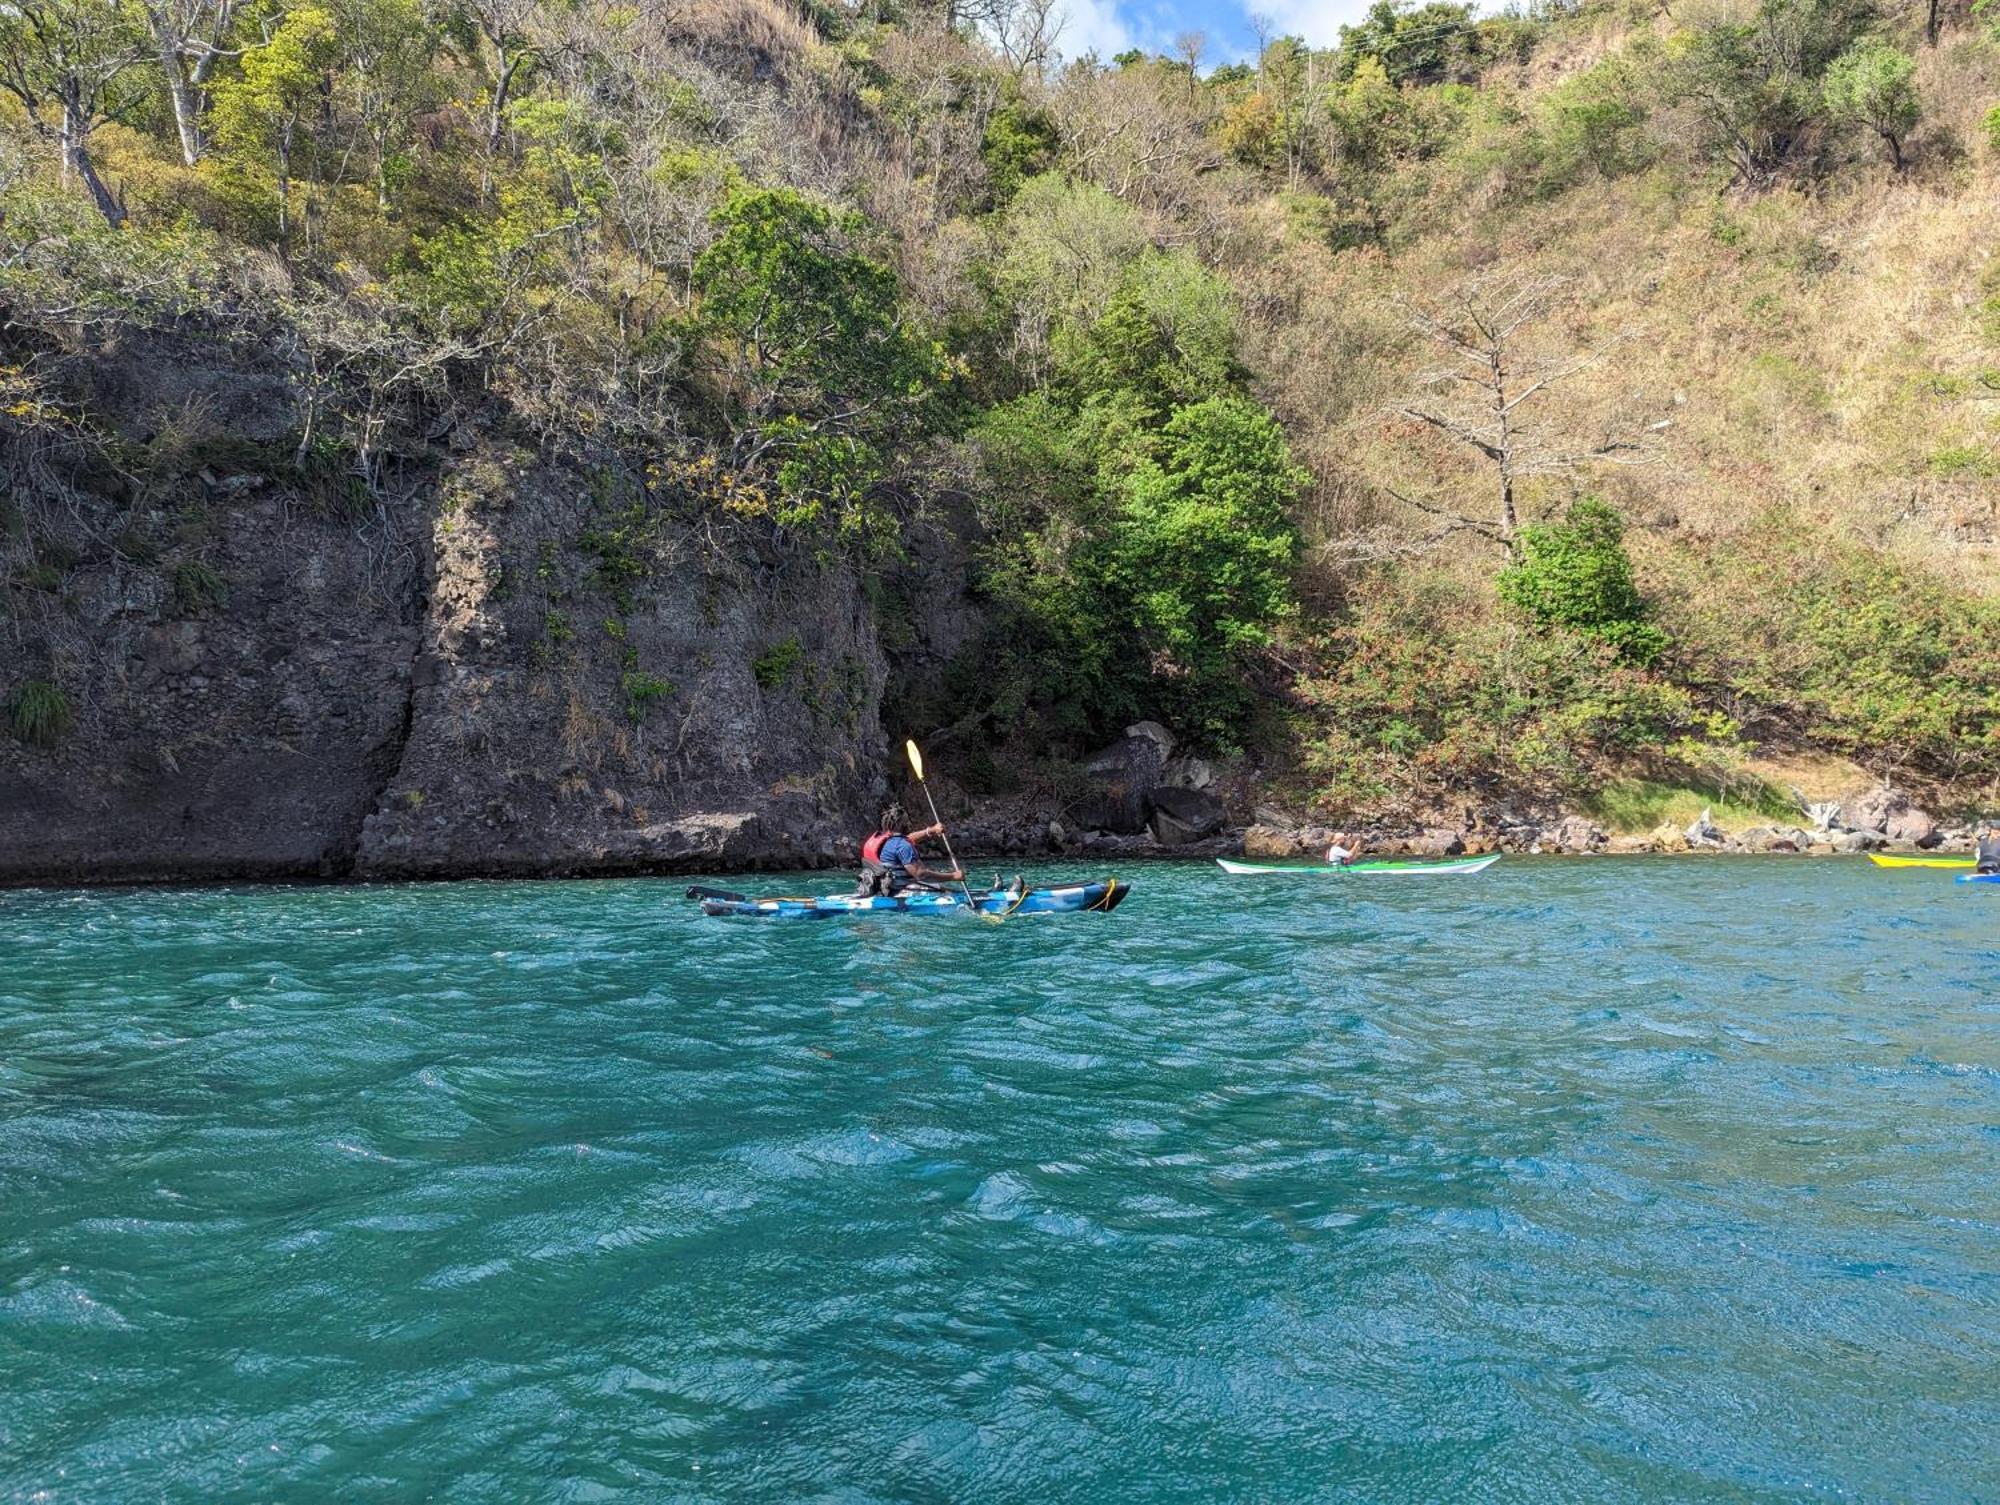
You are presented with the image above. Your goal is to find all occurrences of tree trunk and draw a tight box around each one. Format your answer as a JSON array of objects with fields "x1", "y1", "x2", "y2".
[
  {"x1": 59, "y1": 95, "x2": 126, "y2": 227},
  {"x1": 1886, "y1": 130, "x2": 1904, "y2": 171},
  {"x1": 69, "y1": 138, "x2": 127, "y2": 227},
  {"x1": 1925, "y1": 0, "x2": 1940, "y2": 47},
  {"x1": 276, "y1": 123, "x2": 293, "y2": 256},
  {"x1": 1498, "y1": 471, "x2": 1518, "y2": 540},
  {"x1": 160, "y1": 53, "x2": 205, "y2": 165}
]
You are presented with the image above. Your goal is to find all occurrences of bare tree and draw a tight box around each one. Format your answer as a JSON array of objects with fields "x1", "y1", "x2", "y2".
[
  {"x1": 1050, "y1": 59, "x2": 1220, "y2": 214},
  {"x1": 989, "y1": 0, "x2": 1063, "y2": 81},
  {"x1": 0, "y1": 0, "x2": 147, "y2": 225},
  {"x1": 1172, "y1": 29, "x2": 1204, "y2": 103},
  {"x1": 1248, "y1": 11, "x2": 1274, "y2": 82},
  {"x1": 456, "y1": 0, "x2": 544, "y2": 198},
  {"x1": 141, "y1": 0, "x2": 240, "y2": 165},
  {"x1": 1383, "y1": 272, "x2": 1665, "y2": 549}
]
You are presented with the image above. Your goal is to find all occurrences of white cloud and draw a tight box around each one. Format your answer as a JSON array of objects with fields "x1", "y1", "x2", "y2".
[
  {"x1": 1052, "y1": 0, "x2": 1138, "y2": 61},
  {"x1": 1251, "y1": 0, "x2": 1381, "y2": 48}
]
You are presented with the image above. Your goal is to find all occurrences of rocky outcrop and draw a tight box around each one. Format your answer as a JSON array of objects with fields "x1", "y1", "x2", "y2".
[
  {"x1": 0, "y1": 472, "x2": 425, "y2": 882},
  {"x1": 1542, "y1": 815, "x2": 1606, "y2": 853},
  {"x1": 1836, "y1": 784, "x2": 1940, "y2": 847},
  {"x1": 1074, "y1": 721, "x2": 1174, "y2": 833},
  {"x1": 352, "y1": 443, "x2": 882, "y2": 878},
  {"x1": 1146, "y1": 786, "x2": 1227, "y2": 846},
  {"x1": 1731, "y1": 826, "x2": 1811, "y2": 853},
  {"x1": 1686, "y1": 808, "x2": 1726, "y2": 848},
  {"x1": 0, "y1": 339, "x2": 888, "y2": 883}
]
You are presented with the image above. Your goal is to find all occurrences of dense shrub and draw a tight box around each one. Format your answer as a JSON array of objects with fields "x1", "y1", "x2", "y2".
[
  {"x1": 1660, "y1": 528, "x2": 2000, "y2": 779},
  {"x1": 1295, "y1": 576, "x2": 1733, "y2": 808},
  {"x1": 1497, "y1": 498, "x2": 1668, "y2": 665}
]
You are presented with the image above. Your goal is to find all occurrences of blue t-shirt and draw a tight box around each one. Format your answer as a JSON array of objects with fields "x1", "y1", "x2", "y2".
[{"x1": 879, "y1": 835, "x2": 917, "y2": 868}]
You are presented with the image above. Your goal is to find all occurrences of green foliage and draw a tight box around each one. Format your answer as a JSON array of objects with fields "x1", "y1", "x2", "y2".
[
  {"x1": 1326, "y1": 58, "x2": 1471, "y2": 179},
  {"x1": 1927, "y1": 444, "x2": 1998, "y2": 478},
  {"x1": 397, "y1": 100, "x2": 611, "y2": 335},
  {"x1": 8, "y1": 678, "x2": 71, "y2": 748},
  {"x1": 969, "y1": 256, "x2": 1300, "y2": 747},
  {"x1": 1295, "y1": 575, "x2": 1733, "y2": 807},
  {"x1": 1107, "y1": 398, "x2": 1303, "y2": 740},
  {"x1": 1498, "y1": 498, "x2": 1668, "y2": 665},
  {"x1": 980, "y1": 98, "x2": 1060, "y2": 208},
  {"x1": 1822, "y1": 39, "x2": 1921, "y2": 167},
  {"x1": 753, "y1": 636, "x2": 805, "y2": 689},
  {"x1": 1338, "y1": 0, "x2": 1479, "y2": 85},
  {"x1": 690, "y1": 187, "x2": 950, "y2": 539},
  {"x1": 1581, "y1": 776, "x2": 1801, "y2": 834},
  {"x1": 995, "y1": 176, "x2": 1149, "y2": 348},
  {"x1": 1534, "y1": 58, "x2": 1650, "y2": 189},
  {"x1": 1053, "y1": 251, "x2": 1239, "y2": 411},
  {"x1": 1652, "y1": 0, "x2": 1876, "y2": 182},
  {"x1": 1660, "y1": 527, "x2": 2000, "y2": 777},
  {"x1": 578, "y1": 498, "x2": 653, "y2": 611},
  {"x1": 208, "y1": 6, "x2": 342, "y2": 243},
  {"x1": 170, "y1": 559, "x2": 228, "y2": 615},
  {"x1": 621, "y1": 669, "x2": 673, "y2": 721}
]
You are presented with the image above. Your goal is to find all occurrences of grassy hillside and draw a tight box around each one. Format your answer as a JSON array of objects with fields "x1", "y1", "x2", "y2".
[{"x1": 2, "y1": 0, "x2": 1996, "y2": 830}]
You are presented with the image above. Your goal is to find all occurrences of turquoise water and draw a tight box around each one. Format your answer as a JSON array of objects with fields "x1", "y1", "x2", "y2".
[{"x1": 3, "y1": 859, "x2": 1997, "y2": 1502}]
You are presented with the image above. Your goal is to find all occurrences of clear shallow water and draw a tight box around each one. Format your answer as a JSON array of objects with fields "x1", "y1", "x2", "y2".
[{"x1": 2, "y1": 859, "x2": 1997, "y2": 1503}]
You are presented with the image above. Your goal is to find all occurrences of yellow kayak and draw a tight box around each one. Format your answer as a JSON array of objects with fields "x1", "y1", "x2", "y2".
[{"x1": 1868, "y1": 853, "x2": 1974, "y2": 869}]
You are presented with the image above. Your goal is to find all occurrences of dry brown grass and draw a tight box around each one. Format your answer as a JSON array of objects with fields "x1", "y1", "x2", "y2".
[{"x1": 1225, "y1": 38, "x2": 2000, "y2": 601}]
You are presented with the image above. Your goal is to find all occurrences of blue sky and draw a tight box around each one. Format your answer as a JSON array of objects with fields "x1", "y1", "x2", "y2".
[{"x1": 1055, "y1": 0, "x2": 1389, "y2": 63}]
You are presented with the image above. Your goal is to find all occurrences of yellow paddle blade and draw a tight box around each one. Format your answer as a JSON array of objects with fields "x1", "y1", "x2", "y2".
[{"x1": 905, "y1": 739, "x2": 925, "y2": 781}]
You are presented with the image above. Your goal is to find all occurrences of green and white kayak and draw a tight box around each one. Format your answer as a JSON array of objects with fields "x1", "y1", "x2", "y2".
[{"x1": 1216, "y1": 854, "x2": 1501, "y2": 877}]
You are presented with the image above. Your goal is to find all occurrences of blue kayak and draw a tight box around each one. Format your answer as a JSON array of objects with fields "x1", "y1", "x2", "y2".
[
  {"x1": 1954, "y1": 871, "x2": 2000, "y2": 884},
  {"x1": 691, "y1": 877, "x2": 1129, "y2": 918}
]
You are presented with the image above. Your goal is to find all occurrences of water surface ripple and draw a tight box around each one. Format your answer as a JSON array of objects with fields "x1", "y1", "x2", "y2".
[{"x1": 2, "y1": 859, "x2": 1997, "y2": 1501}]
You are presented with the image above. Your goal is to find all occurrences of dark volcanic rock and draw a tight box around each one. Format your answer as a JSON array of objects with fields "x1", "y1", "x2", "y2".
[
  {"x1": 0, "y1": 350, "x2": 887, "y2": 883},
  {"x1": 1146, "y1": 786, "x2": 1227, "y2": 845},
  {"x1": 1073, "y1": 722, "x2": 1173, "y2": 834}
]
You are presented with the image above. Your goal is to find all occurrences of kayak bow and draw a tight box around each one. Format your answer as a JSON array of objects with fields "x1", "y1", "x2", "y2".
[
  {"x1": 1216, "y1": 854, "x2": 1501, "y2": 876},
  {"x1": 1954, "y1": 872, "x2": 2000, "y2": 885},
  {"x1": 692, "y1": 877, "x2": 1130, "y2": 918}
]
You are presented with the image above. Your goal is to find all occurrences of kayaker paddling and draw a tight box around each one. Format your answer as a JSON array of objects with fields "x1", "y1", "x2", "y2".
[
  {"x1": 856, "y1": 804, "x2": 965, "y2": 897},
  {"x1": 1977, "y1": 822, "x2": 2000, "y2": 876},
  {"x1": 1326, "y1": 833, "x2": 1360, "y2": 867}
]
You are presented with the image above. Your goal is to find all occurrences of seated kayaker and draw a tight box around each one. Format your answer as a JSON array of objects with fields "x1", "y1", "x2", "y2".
[
  {"x1": 1326, "y1": 834, "x2": 1359, "y2": 866},
  {"x1": 856, "y1": 805, "x2": 964, "y2": 896},
  {"x1": 1978, "y1": 822, "x2": 2000, "y2": 875}
]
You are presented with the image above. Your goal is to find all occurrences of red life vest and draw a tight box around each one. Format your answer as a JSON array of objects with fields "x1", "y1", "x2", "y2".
[{"x1": 861, "y1": 830, "x2": 896, "y2": 864}]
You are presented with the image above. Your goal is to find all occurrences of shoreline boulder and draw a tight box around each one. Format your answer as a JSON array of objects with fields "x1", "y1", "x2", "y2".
[
  {"x1": 1075, "y1": 723, "x2": 1175, "y2": 834},
  {"x1": 1147, "y1": 786, "x2": 1227, "y2": 846}
]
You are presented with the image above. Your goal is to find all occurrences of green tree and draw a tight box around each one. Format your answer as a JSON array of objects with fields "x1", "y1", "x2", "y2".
[
  {"x1": 335, "y1": 0, "x2": 448, "y2": 210},
  {"x1": 1653, "y1": 0, "x2": 1874, "y2": 184},
  {"x1": 0, "y1": 0, "x2": 147, "y2": 225},
  {"x1": 690, "y1": 187, "x2": 949, "y2": 535},
  {"x1": 1823, "y1": 38, "x2": 1920, "y2": 170},
  {"x1": 979, "y1": 94, "x2": 1059, "y2": 208},
  {"x1": 1337, "y1": 0, "x2": 1476, "y2": 86},
  {"x1": 140, "y1": 0, "x2": 244, "y2": 167},
  {"x1": 1536, "y1": 57, "x2": 1648, "y2": 188},
  {"x1": 1108, "y1": 396, "x2": 1304, "y2": 738},
  {"x1": 209, "y1": 5, "x2": 339, "y2": 254},
  {"x1": 1055, "y1": 250, "x2": 1239, "y2": 413},
  {"x1": 1498, "y1": 497, "x2": 1667, "y2": 665}
]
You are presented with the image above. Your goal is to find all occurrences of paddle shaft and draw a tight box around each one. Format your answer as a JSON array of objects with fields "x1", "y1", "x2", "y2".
[{"x1": 912, "y1": 778, "x2": 974, "y2": 905}]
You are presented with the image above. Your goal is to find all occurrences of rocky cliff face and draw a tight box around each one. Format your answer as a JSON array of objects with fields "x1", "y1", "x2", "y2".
[{"x1": 0, "y1": 341, "x2": 888, "y2": 885}]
